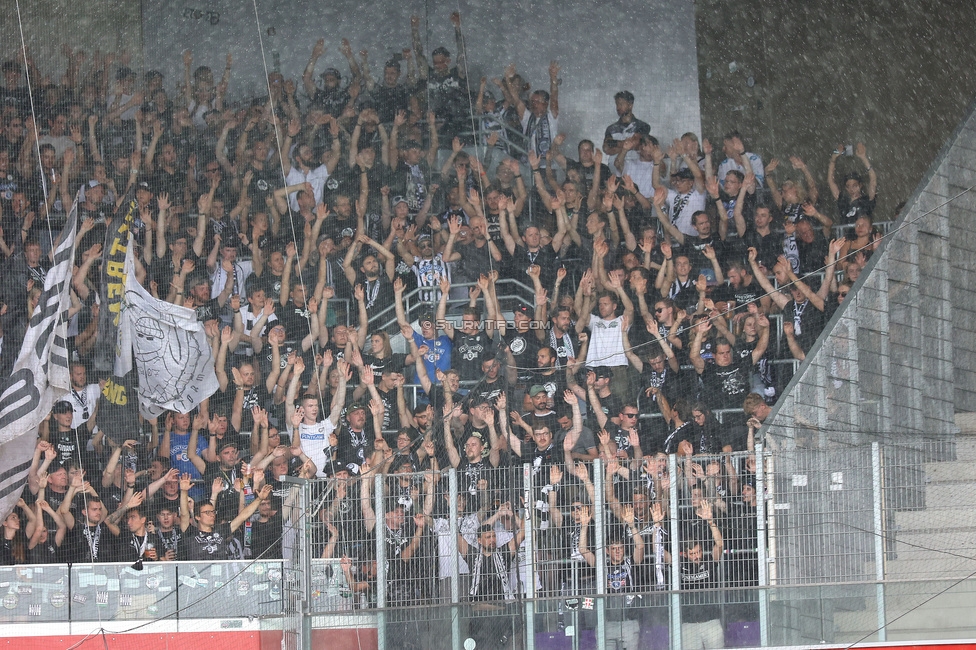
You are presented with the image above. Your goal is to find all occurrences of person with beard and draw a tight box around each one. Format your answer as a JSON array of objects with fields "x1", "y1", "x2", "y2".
[
  {"x1": 678, "y1": 500, "x2": 725, "y2": 649},
  {"x1": 443, "y1": 215, "x2": 503, "y2": 286},
  {"x1": 304, "y1": 50, "x2": 352, "y2": 118},
  {"x1": 440, "y1": 289, "x2": 495, "y2": 382},
  {"x1": 344, "y1": 233, "x2": 395, "y2": 327},
  {"x1": 280, "y1": 124, "x2": 340, "y2": 212},
  {"x1": 444, "y1": 401, "x2": 501, "y2": 510}
]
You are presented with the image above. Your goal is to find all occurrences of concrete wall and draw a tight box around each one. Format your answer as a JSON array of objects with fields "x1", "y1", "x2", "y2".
[
  {"x1": 695, "y1": 0, "x2": 976, "y2": 224},
  {"x1": 0, "y1": 0, "x2": 142, "y2": 81},
  {"x1": 763, "y1": 99, "x2": 976, "y2": 448},
  {"x1": 141, "y1": 0, "x2": 702, "y2": 153}
]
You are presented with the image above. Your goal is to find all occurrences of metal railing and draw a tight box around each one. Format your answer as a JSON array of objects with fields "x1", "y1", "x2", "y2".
[{"x1": 5, "y1": 441, "x2": 976, "y2": 648}]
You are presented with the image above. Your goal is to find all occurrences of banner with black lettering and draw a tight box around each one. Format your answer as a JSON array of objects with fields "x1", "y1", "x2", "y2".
[
  {"x1": 116, "y1": 239, "x2": 218, "y2": 418},
  {"x1": 0, "y1": 203, "x2": 77, "y2": 521},
  {"x1": 93, "y1": 185, "x2": 138, "y2": 375}
]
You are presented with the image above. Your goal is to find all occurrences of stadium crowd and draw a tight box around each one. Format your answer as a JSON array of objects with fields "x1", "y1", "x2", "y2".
[{"x1": 0, "y1": 12, "x2": 882, "y2": 649}]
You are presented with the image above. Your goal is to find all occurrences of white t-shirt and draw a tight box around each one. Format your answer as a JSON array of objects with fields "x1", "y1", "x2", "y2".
[
  {"x1": 210, "y1": 260, "x2": 254, "y2": 299},
  {"x1": 585, "y1": 314, "x2": 628, "y2": 368},
  {"x1": 67, "y1": 384, "x2": 101, "y2": 430},
  {"x1": 285, "y1": 164, "x2": 330, "y2": 212},
  {"x1": 294, "y1": 419, "x2": 337, "y2": 477},
  {"x1": 665, "y1": 188, "x2": 707, "y2": 237},
  {"x1": 718, "y1": 152, "x2": 765, "y2": 189},
  {"x1": 238, "y1": 304, "x2": 278, "y2": 356},
  {"x1": 622, "y1": 157, "x2": 659, "y2": 198}
]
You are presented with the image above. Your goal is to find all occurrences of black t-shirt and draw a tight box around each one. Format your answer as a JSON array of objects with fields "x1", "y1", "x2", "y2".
[
  {"x1": 507, "y1": 245, "x2": 558, "y2": 289},
  {"x1": 181, "y1": 522, "x2": 233, "y2": 561},
  {"x1": 836, "y1": 193, "x2": 876, "y2": 224},
  {"x1": 466, "y1": 547, "x2": 513, "y2": 602},
  {"x1": 740, "y1": 228, "x2": 781, "y2": 272},
  {"x1": 68, "y1": 522, "x2": 118, "y2": 563},
  {"x1": 117, "y1": 530, "x2": 164, "y2": 563},
  {"x1": 699, "y1": 357, "x2": 753, "y2": 410},
  {"x1": 246, "y1": 512, "x2": 283, "y2": 559},
  {"x1": 603, "y1": 117, "x2": 651, "y2": 149},
  {"x1": 797, "y1": 232, "x2": 829, "y2": 276},
  {"x1": 451, "y1": 330, "x2": 494, "y2": 381},
  {"x1": 504, "y1": 329, "x2": 541, "y2": 382},
  {"x1": 50, "y1": 423, "x2": 92, "y2": 471},
  {"x1": 784, "y1": 298, "x2": 825, "y2": 353},
  {"x1": 680, "y1": 558, "x2": 722, "y2": 622}
]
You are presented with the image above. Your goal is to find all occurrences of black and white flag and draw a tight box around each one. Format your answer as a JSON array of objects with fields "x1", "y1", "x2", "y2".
[
  {"x1": 0, "y1": 203, "x2": 78, "y2": 520},
  {"x1": 116, "y1": 239, "x2": 218, "y2": 418}
]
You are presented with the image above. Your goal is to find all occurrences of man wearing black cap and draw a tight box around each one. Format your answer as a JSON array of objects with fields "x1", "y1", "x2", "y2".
[
  {"x1": 207, "y1": 232, "x2": 253, "y2": 303},
  {"x1": 503, "y1": 302, "x2": 544, "y2": 384},
  {"x1": 390, "y1": 111, "x2": 438, "y2": 214},
  {"x1": 659, "y1": 164, "x2": 706, "y2": 238},
  {"x1": 43, "y1": 400, "x2": 94, "y2": 473}
]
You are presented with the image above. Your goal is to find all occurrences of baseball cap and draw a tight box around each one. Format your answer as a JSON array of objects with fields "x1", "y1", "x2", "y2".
[
  {"x1": 217, "y1": 440, "x2": 239, "y2": 453},
  {"x1": 136, "y1": 179, "x2": 153, "y2": 192},
  {"x1": 671, "y1": 168, "x2": 694, "y2": 180},
  {"x1": 320, "y1": 67, "x2": 341, "y2": 80},
  {"x1": 347, "y1": 402, "x2": 366, "y2": 414},
  {"x1": 418, "y1": 311, "x2": 435, "y2": 326},
  {"x1": 514, "y1": 303, "x2": 533, "y2": 316},
  {"x1": 529, "y1": 385, "x2": 547, "y2": 397},
  {"x1": 52, "y1": 401, "x2": 74, "y2": 414},
  {"x1": 392, "y1": 195, "x2": 408, "y2": 208},
  {"x1": 340, "y1": 227, "x2": 355, "y2": 239}
]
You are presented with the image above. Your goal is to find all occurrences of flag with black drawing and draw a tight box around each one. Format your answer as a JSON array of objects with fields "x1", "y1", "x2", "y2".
[
  {"x1": 0, "y1": 200, "x2": 77, "y2": 522},
  {"x1": 116, "y1": 237, "x2": 218, "y2": 418}
]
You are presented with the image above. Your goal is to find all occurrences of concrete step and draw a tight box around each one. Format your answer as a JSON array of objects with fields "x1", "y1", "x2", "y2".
[
  {"x1": 831, "y1": 585, "x2": 976, "y2": 639},
  {"x1": 953, "y1": 412, "x2": 976, "y2": 433},
  {"x1": 952, "y1": 434, "x2": 976, "y2": 461},
  {"x1": 894, "y1": 529, "x2": 976, "y2": 552},
  {"x1": 885, "y1": 555, "x2": 976, "y2": 579},
  {"x1": 923, "y1": 460, "x2": 976, "y2": 482},
  {"x1": 893, "y1": 506, "x2": 976, "y2": 531}
]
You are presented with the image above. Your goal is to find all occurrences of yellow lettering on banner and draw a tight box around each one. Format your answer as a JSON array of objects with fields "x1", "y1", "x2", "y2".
[
  {"x1": 102, "y1": 379, "x2": 128, "y2": 406},
  {"x1": 107, "y1": 282, "x2": 124, "y2": 298},
  {"x1": 109, "y1": 237, "x2": 128, "y2": 256},
  {"x1": 106, "y1": 261, "x2": 125, "y2": 278}
]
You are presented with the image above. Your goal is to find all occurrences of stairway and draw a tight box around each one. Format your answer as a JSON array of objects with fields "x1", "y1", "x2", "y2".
[{"x1": 831, "y1": 414, "x2": 976, "y2": 642}]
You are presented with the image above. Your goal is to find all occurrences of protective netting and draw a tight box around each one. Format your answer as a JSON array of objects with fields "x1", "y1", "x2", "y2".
[{"x1": 0, "y1": 1, "x2": 946, "y2": 649}]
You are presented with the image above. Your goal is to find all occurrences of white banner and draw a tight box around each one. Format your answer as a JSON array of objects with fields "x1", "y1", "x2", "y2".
[
  {"x1": 0, "y1": 204, "x2": 77, "y2": 521},
  {"x1": 116, "y1": 240, "x2": 218, "y2": 418}
]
